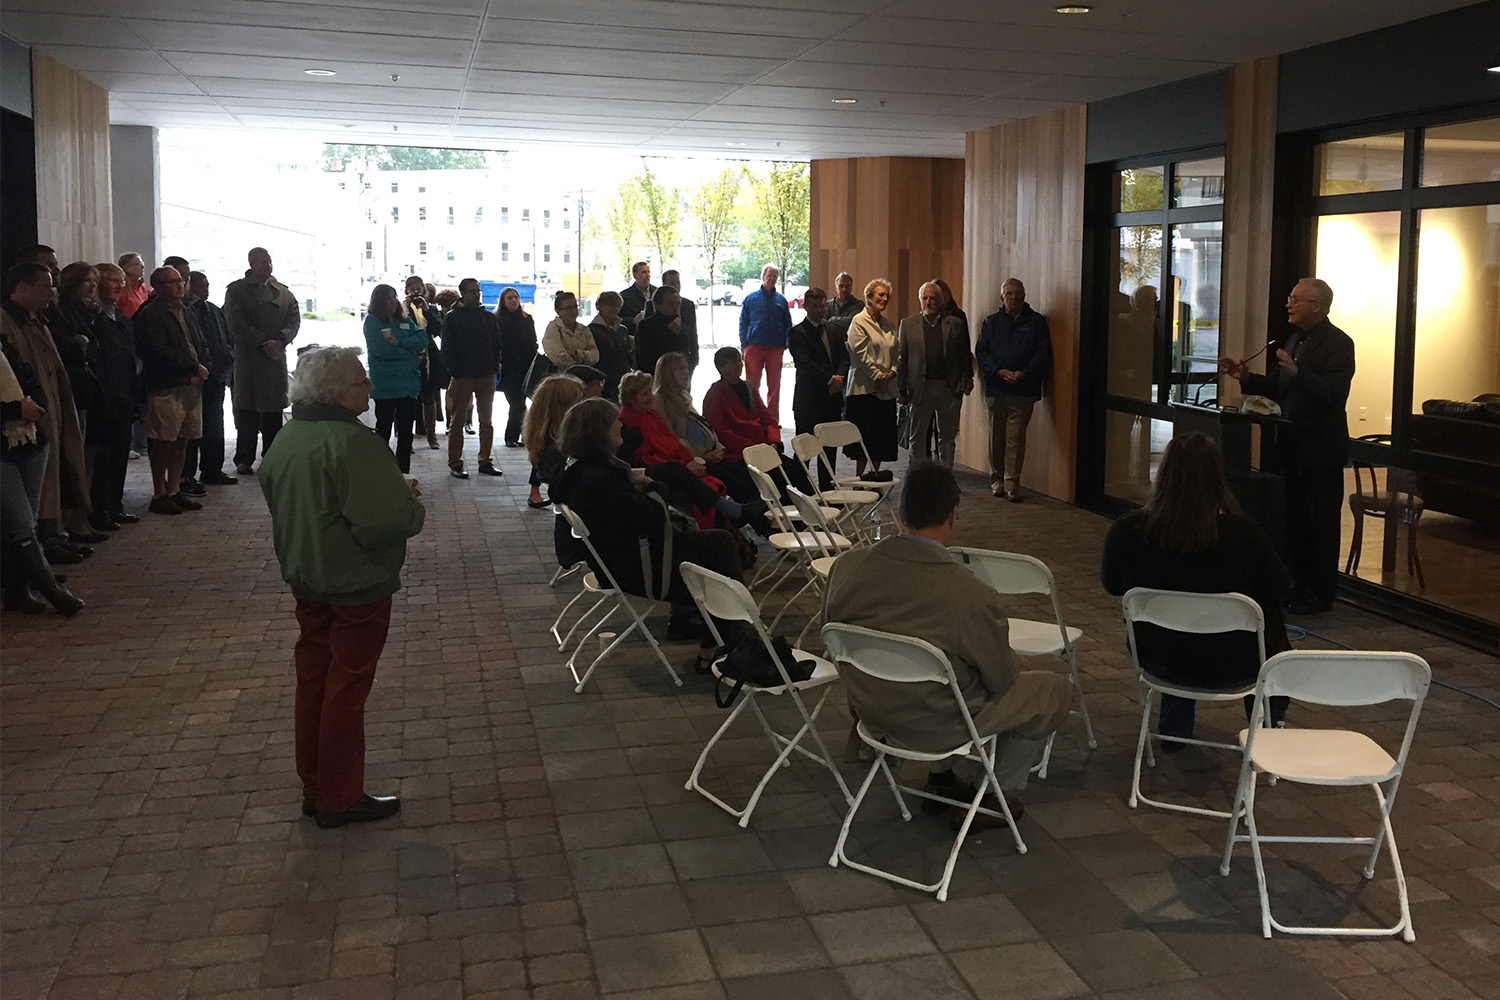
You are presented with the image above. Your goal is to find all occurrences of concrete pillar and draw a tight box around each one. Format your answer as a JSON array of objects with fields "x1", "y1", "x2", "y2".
[{"x1": 111, "y1": 124, "x2": 159, "y2": 265}]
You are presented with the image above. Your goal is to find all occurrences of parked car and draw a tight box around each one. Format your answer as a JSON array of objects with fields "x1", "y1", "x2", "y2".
[
  {"x1": 705, "y1": 284, "x2": 742, "y2": 306},
  {"x1": 784, "y1": 284, "x2": 809, "y2": 309}
]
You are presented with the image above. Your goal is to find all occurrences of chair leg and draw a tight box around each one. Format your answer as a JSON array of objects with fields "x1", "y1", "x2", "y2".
[
  {"x1": 1220, "y1": 758, "x2": 1256, "y2": 876},
  {"x1": 1346, "y1": 508, "x2": 1364, "y2": 574},
  {"x1": 830, "y1": 754, "x2": 886, "y2": 868},
  {"x1": 1240, "y1": 778, "x2": 1274, "y2": 939},
  {"x1": 879, "y1": 755, "x2": 911, "y2": 820},
  {"x1": 1068, "y1": 647, "x2": 1097, "y2": 749},
  {"x1": 1129, "y1": 689, "x2": 1152, "y2": 809},
  {"x1": 1406, "y1": 515, "x2": 1425, "y2": 589}
]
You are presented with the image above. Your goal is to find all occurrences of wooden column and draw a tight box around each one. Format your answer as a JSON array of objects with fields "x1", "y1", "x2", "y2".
[
  {"x1": 810, "y1": 156, "x2": 964, "y2": 320},
  {"x1": 1219, "y1": 56, "x2": 1280, "y2": 403},
  {"x1": 31, "y1": 49, "x2": 113, "y2": 263},
  {"x1": 960, "y1": 106, "x2": 1087, "y2": 501}
]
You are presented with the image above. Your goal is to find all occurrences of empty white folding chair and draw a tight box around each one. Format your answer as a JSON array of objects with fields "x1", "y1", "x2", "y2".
[
  {"x1": 813, "y1": 421, "x2": 900, "y2": 524},
  {"x1": 680, "y1": 564, "x2": 851, "y2": 826},
  {"x1": 822, "y1": 622, "x2": 1026, "y2": 902},
  {"x1": 742, "y1": 443, "x2": 840, "y2": 528},
  {"x1": 790, "y1": 433, "x2": 880, "y2": 542},
  {"x1": 777, "y1": 488, "x2": 851, "y2": 643},
  {"x1": 1220, "y1": 650, "x2": 1430, "y2": 941},
  {"x1": 744, "y1": 464, "x2": 853, "y2": 604},
  {"x1": 950, "y1": 547, "x2": 1096, "y2": 778},
  {"x1": 555, "y1": 504, "x2": 684, "y2": 694},
  {"x1": 1122, "y1": 587, "x2": 1266, "y2": 818}
]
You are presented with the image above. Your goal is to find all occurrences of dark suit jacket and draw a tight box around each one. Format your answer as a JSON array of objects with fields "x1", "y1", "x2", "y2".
[
  {"x1": 1242, "y1": 318, "x2": 1355, "y2": 465},
  {"x1": 634, "y1": 312, "x2": 689, "y2": 381},
  {"x1": 788, "y1": 318, "x2": 849, "y2": 429}
]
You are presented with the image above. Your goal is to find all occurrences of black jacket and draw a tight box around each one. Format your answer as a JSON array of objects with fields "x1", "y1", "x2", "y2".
[
  {"x1": 588, "y1": 320, "x2": 634, "y2": 401},
  {"x1": 190, "y1": 297, "x2": 234, "y2": 384},
  {"x1": 634, "y1": 312, "x2": 690, "y2": 381},
  {"x1": 1101, "y1": 509, "x2": 1291, "y2": 688},
  {"x1": 88, "y1": 307, "x2": 140, "y2": 410},
  {"x1": 48, "y1": 301, "x2": 102, "y2": 412},
  {"x1": 441, "y1": 304, "x2": 503, "y2": 379},
  {"x1": 1241, "y1": 318, "x2": 1355, "y2": 464},
  {"x1": 620, "y1": 283, "x2": 656, "y2": 335},
  {"x1": 134, "y1": 300, "x2": 203, "y2": 395},
  {"x1": 550, "y1": 453, "x2": 669, "y2": 598},
  {"x1": 788, "y1": 318, "x2": 849, "y2": 424},
  {"x1": 495, "y1": 305, "x2": 538, "y2": 393},
  {"x1": 976, "y1": 304, "x2": 1051, "y2": 399}
]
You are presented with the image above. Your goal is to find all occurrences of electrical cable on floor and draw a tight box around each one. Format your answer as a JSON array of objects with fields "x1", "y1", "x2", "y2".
[{"x1": 1285, "y1": 623, "x2": 1500, "y2": 712}]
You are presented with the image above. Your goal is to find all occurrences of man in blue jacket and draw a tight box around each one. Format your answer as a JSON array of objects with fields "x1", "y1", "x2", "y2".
[
  {"x1": 738, "y1": 264, "x2": 793, "y2": 424},
  {"x1": 975, "y1": 278, "x2": 1051, "y2": 502}
]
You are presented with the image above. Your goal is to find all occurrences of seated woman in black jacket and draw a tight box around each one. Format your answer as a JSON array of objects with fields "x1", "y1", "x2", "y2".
[
  {"x1": 1100, "y1": 432, "x2": 1291, "y2": 740},
  {"x1": 550, "y1": 396, "x2": 744, "y2": 672},
  {"x1": 522, "y1": 373, "x2": 586, "y2": 566}
]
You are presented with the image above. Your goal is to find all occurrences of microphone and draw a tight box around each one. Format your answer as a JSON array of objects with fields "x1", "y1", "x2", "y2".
[{"x1": 1205, "y1": 337, "x2": 1278, "y2": 406}]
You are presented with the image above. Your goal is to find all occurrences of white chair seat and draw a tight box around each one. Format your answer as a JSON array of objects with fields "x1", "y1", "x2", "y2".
[
  {"x1": 819, "y1": 488, "x2": 880, "y2": 506},
  {"x1": 710, "y1": 650, "x2": 839, "y2": 694},
  {"x1": 1007, "y1": 618, "x2": 1083, "y2": 657},
  {"x1": 810, "y1": 556, "x2": 837, "y2": 579},
  {"x1": 835, "y1": 475, "x2": 899, "y2": 491},
  {"x1": 768, "y1": 530, "x2": 853, "y2": 552},
  {"x1": 1240, "y1": 728, "x2": 1398, "y2": 785}
]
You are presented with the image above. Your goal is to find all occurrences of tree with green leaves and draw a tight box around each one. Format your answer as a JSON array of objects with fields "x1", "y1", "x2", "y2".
[
  {"x1": 692, "y1": 167, "x2": 740, "y2": 298},
  {"x1": 636, "y1": 160, "x2": 681, "y2": 268},
  {"x1": 322, "y1": 144, "x2": 487, "y2": 170},
  {"x1": 746, "y1": 162, "x2": 810, "y2": 288},
  {"x1": 604, "y1": 181, "x2": 642, "y2": 279}
]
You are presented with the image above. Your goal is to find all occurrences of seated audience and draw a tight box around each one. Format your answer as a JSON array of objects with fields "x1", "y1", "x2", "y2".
[
  {"x1": 258, "y1": 346, "x2": 425, "y2": 829},
  {"x1": 1100, "y1": 432, "x2": 1292, "y2": 737},
  {"x1": 822, "y1": 463, "x2": 1073, "y2": 820},
  {"x1": 521, "y1": 374, "x2": 585, "y2": 563},
  {"x1": 702, "y1": 346, "x2": 814, "y2": 496},
  {"x1": 550, "y1": 396, "x2": 745, "y2": 670},
  {"x1": 617, "y1": 370, "x2": 762, "y2": 532},
  {"x1": 652, "y1": 352, "x2": 756, "y2": 503}
]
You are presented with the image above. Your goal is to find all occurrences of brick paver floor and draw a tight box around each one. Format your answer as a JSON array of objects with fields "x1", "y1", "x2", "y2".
[{"x1": 4, "y1": 430, "x2": 1498, "y2": 999}]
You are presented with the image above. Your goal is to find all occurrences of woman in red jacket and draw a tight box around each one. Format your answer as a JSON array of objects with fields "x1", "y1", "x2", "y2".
[{"x1": 618, "y1": 371, "x2": 764, "y2": 532}]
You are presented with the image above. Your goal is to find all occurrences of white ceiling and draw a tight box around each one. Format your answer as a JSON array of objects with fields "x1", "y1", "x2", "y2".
[{"x1": 1, "y1": 0, "x2": 1482, "y2": 158}]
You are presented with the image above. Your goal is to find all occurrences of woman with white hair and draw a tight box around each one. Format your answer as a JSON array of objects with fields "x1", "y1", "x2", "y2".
[{"x1": 258, "y1": 346, "x2": 426, "y2": 830}]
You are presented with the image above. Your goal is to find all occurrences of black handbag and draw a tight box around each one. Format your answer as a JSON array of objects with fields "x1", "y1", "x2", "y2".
[
  {"x1": 713, "y1": 632, "x2": 815, "y2": 709},
  {"x1": 524, "y1": 353, "x2": 555, "y2": 397}
]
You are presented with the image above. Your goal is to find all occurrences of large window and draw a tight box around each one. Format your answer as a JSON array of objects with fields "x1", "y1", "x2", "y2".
[{"x1": 1098, "y1": 153, "x2": 1225, "y2": 502}]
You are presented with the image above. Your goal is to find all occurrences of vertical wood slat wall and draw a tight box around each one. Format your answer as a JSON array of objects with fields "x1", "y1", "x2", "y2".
[
  {"x1": 31, "y1": 49, "x2": 113, "y2": 264},
  {"x1": 960, "y1": 106, "x2": 1087, "y2": 501},
  {"x1": 809, "y1": 157, "x2": 965, "y2": 322},
  {"x1": 1219, "y1": 56, "x2": 1280, "y2": 405}
]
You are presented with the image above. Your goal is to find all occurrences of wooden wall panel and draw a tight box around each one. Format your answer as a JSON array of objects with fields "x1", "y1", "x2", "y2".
[
  {"x1": 1219, "y1": 56, "x2": 1279, "y2": 403},
  {"x1": 960, "y1": 106, "x2": 1087, "y2": 501},
  {"x1": 810, "y1": 156, "x2": 963, "y2": 320},
  {"x1": 31, "y1": 50, "x2": 113, "y2": 264}
]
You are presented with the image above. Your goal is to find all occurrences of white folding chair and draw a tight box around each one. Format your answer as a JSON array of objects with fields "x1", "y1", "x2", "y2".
[
  {"x1": 950, "y1": 547, "x2": 1096, "y2": 778},
  {"x1": 790, "y1": 433, "x2": 880, "y2": 541},
  {"x1": 680, "y1": 564, "x2": 851, "y2": 826},
  {"x1": 1220, "y1": 650, "x2": 1430, "y2": 941},
  {"x1": 1122, "y1": 587, "x2": 1266, "y2": 819},
  {"x1": 742, "y1": 443, "x2": 840, "y2": 528},
  {"x1": 813, "y1": 421, "x2": 900, "y2": 525},
  {"x1": 743, "y1": 464, "x2": 852, "y2": 603},
  {"x1": 822, "y1": 622, "x2": 1026, "y2": 903},
  {"x1": 555, "y1": 504, "x2": 684, "y2": 694},
  {"x1": 778, "y1": 488, "x2": 851, "y2": 644}
]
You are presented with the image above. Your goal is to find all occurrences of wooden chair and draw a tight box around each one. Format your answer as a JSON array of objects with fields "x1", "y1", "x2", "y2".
[{"x1": 1345, "y1": 435, "x2": 1425, "y2": 588}]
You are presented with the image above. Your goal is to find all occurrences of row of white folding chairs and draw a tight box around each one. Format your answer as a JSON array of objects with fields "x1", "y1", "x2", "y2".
[{"x1": 1122, "y1": 587, "x2": 1430, "y2": 941}]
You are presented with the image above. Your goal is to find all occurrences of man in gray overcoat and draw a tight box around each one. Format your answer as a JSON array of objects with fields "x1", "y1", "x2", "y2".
[
  {"x1": 822, "y1": 464, "x2": 1072, "y2": 816},
  {"x1": 224, "y1": 247, "x2": 299, "y2": 475},
  {"x1": 897, "y1": 282, "x2": 973, "y2": 469}
]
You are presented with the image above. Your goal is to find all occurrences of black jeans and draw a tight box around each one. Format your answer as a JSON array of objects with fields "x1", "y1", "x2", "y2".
[
  {"x1": 1279, "y1": 435, "x2": 1344, "y2": 604},
  {"x1": 89, "y1": 403, "x2": 133, "y2": 518},
  {"x1": 502, "y1": 388, "x2": 527, "y2": 445},
  {"x1": 234, "y1": 409, "x2": 284, "y2": 470},
  {"x1": 374, "y1": 396, "x2": 419, "y2": 474},
  {"x1": 183, "y1": 379, "x2": 228, "y2": 480}
]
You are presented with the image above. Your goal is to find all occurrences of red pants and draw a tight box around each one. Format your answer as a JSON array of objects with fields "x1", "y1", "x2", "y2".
[
  {"x1": 742, "y1": 344, "x2": 784, "y2": 424},
  {"x1": 294, "y1": 597, "x2": 392, "y2": 813}
]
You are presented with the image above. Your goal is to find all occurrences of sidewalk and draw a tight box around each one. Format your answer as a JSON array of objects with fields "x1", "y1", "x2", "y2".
[{"x1": 3, "y1": 431, "x2": 1497, "y2": 1000}]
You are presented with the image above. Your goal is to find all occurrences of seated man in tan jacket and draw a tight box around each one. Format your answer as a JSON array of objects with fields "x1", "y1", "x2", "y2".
[{"x1": 821, "y1": 463, "x2": 1072, "y2": 819}]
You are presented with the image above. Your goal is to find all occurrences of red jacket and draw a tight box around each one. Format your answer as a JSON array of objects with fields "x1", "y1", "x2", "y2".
[
  {"x1": 620, "y1": 405, "x2": 695, "y2": 468},
  {"x1": 703, "y1": 379, "x2": 779, "y2": 462}
]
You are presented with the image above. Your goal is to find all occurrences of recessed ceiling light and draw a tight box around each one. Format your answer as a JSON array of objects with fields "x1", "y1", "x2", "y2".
[
  {"x1": 1489, "y1": 62, "x2": 1500, "y2": 74},
  {"x1": 304, "y1": 68, "x2": 336, "y2": 77},
  {"x1": 726, "y1": 141, "x2": 747, "y2": 147},
  {"x1": 1055, "y1": 4, "x2": 1091, "y2": 12},
  {"x1": 832, "y1": 97, "x2": 857, "y2": 104}
]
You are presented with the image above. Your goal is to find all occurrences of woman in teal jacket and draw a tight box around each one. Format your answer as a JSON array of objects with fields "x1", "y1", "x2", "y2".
[
  {"x1": 260, "y1": 345, "x2": 425, "y2": 828},
  {"x1": 363, "y1": 284, "x2": 426, "y2": 473}
]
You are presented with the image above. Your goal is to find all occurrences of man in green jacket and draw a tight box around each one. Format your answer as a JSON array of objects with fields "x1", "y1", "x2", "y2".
[{"x1": 260, "y1": 346, "x2": 425, "y2": 829}]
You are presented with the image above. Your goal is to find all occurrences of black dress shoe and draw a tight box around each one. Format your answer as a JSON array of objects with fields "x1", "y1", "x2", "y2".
[
  {"x1": 44, "y1": 539, "x2": 84, "y2": 564},
  {"x1": 179, "y1": 478, "x2": 208, "y2": 496},
  {"x1": 88, "y1": 514, "x2": 121, "y2": 532},
  {"x1": 526, "y1": 499, "x2": 550, "y2": 510},
  {"x1": 235, "y1": 464, "x2": 255, "y2": 476},
  {"x1": 202, "y1": 472, "x2": 239, "y2": 485},
  {"x1": 114, "y1": 512, "x2": 142, "y2": 524},
  {"x1": 149, "y1": 495, "x2": 183, "y2": 516},
  {"x1": 1286, "y1": 595, "x2": 1333, "y2": 616},
  {"x1": 315, "y1": 793, "x2": 400, "y2": 829},
  {"x1": 477, "y1": 462, "x2": 503, "y2": 477},
  {"x1": 450, "y1": 464, "x2": 469, "y2": 479},
  {"x1": 171, "y1": 493, "x2": 203, "y2": 511},
  {"x1": 69, "y1": 529, "x2": 109, "y2": 544}
]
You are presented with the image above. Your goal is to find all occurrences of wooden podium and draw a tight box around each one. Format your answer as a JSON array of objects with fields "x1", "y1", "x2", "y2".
[{"x1": 1169, "y1": 403, "x2": 1286, "y2": 558}]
